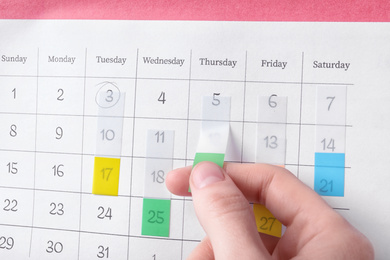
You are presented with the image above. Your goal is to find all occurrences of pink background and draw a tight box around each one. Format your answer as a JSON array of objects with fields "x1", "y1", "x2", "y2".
[{"x1": 1, "y1": 0, "x2": 389, "y2": 21}]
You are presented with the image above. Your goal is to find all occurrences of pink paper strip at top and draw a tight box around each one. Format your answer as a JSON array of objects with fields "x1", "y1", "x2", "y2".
[{"x1": 1, "y1": 0, "x2": 389, "y2": 21}]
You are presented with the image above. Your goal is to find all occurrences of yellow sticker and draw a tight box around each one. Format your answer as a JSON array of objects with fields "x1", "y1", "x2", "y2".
[
  {"x1": 92, "y1": 157, "x2": 121, "y2": 196},
  {"x1": 253, "y1": 204, "x2": 282, "y2": 238}
]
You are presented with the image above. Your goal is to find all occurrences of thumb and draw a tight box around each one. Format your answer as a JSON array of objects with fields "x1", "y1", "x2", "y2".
[{"x1": 190, "y1": 161, "x2": 270, "y2": 260}]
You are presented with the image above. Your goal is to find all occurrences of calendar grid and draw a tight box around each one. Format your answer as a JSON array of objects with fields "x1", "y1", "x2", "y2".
[
  {"x1": 179, "y1": 49, "x2": 193, "y2": 260},
  {"x1": 28, "y1": 48, "x2": 40, "y2": 257},
  {"x1": 240, "y1": 51, "x2": 248, "y2": 163},
  {"x1": 76, "y1": 48, "x2": 88, "y2": 259},
  {"x1": 0, "y1": 112, "x2": 354, "y2": 128},
  {"x1": 126, "y1": 48, "x2": 139, "y2": 260},
  {"x1": 296, "y1": 52, "x2": 305, "y2": 179},
  {"x1": 0, "y1": 47, "x2": 354, "y2": 259},
  {"x1": 0, "y1": 149, "x2": 353, "y2": 167},
  {"x1": 0, "y1": 73, "x2": 355, "y2": 87}
]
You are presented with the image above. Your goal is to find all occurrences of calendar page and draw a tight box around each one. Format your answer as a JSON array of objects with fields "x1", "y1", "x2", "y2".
[{"x1": 0, "y1": 20, "x2": 389, "y2": 259}]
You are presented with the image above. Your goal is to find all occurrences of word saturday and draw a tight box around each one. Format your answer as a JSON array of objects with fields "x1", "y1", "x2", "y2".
[{"x1": 313, "y1": 60, "x2": 350, "y2": 71}]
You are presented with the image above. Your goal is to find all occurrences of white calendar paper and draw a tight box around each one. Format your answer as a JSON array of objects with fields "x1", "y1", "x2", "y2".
[{"x1": 0, "y1": 20, "x2": 389, "y2": 259}]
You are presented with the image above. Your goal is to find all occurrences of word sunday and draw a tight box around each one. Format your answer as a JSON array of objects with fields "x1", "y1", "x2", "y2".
[{"x1": 1, "y1": 55, "x2": 27, "y2": 64}]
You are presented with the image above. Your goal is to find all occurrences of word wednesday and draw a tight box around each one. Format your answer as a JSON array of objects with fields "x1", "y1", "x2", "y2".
[
  {"x1": 48, "y1": 55, "x2": 76, "y2": 64},
  {"x1": 1, "y1": 55, "x2": 27, "y2": 64},
  {"x1": 199, "y1": 58, "x2": 237, "y2": 68},
  {"x1": 143, "y1": 56, "x2": 185, "y2": 66},
  {"x1": 313, "y1": 60, "x2": 350, "y2": 71}
]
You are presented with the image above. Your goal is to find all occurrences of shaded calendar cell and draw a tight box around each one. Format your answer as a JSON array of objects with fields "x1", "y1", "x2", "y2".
[
  {"x1": 86, "y1": 48, "x2": 137, "y2": 78},
  {"x1": 144, "y1": 158, "x2": 173, "y2": 199},
  {"x1": 92, "y1": 157, "x2": 121, "y2": 196},
  {"x1": 143, "y1": 129, "x2": 174, "y2": 200},
  {"x1": 0, "y1": 77, "x2": 37, "y2": 113},
  {"x1": 316, "y1": 85, "x2": 347, "y2": 125},
  {"x1": 0, "y1": 114, "x2": 36, "y2": 151},
  {"x1": 135, "y1": 79, "x2": 189, "y2": 119},
  {"x1": 254, "y1": 96, "x2": 287, "y2": 237},
  {"x1": 256, "y1": 124, "x2": 287, "y2": 165},
  {"x1": 30, "y1": 228, "x2": 79, "y2": 259},
  {"x1": 0, "y1": 225, "x2": 31, "y2": 259},
  {"x1": 132, "y1": 118, "x2": 187, "y2": 160},
  {"x1": 82, "y1": 117, "x2": 134, "y2": 157},
  {"x1": 36, "y1": 115, "x2": 83, "y2": 154},
  {"x1": 84, "y1": 78, "x2": 136, "y2": 118},
  {"x1": 32, "y1": 190, "x2": 80, "y2": 230},
  {"x1": 131, "y1": 158, "x2": 182, "y2": 197},
  {"x1": 189, "y1": 81, "x2": 244, "y2": 121},
  {"x1": 37, "y1": 77, "x2": 85, "y2": 115},
  {"x1": 129, "y1": 197, "x2": 184, "y2": 239},
  {"x1": 246, "y1": 48, "x2": 302, "y2": 82},
  {"x1": 191, "y1": 50, "x2": 246, "y2": 81},
  {"x1": 35, "y1": 153, "x2": 82, "y2": 193},
  {"x1": 128, "y1": 237, "x2": 181, "y2": 260},
  {"x1": 82, "y1": 155, "x2": 131, "y2": 196},
  {"x1": 95, "y1": 117, "x2": 124, "y2": 158},
  {"x1": 315, "y1": 85, "x2": 347, "y2": 197},
  {"x1": 79, "y1": 232, "x2": 128, "y2": 260},
  {"x1": 315, "y1": 126, "x2": 345, "y2": 154},
  {"x1": 0, "y1": 187, "x2": 34, "y2": 226},
  {"x1": 187, "y1": 120, "x2": 243, "y2": 163},
  {"x1": 142, "y1": 198, "x2": 171, "y2": 237},
  {"x1": 0, "y1": 151, "x2": 34, "y2": 189},
  {"x1": 314, "y1": 153, "x2": 345, "y2": 197},
  {"x1": 244, "y1": 83, "x2": 301, "y2": 123},
  {"x1": 190, "y1": 95, "x2": 230, "y2": 172},
  {"x1": 253, "y1": 204, "x2": 283, "y2": 238},
  {"x1": 38, "y1": 48, "x2": 85, "y2": 77},
  {"x1": 256, "y1": 95, "x2": 287, "y2": 165},
  {"x1": 80, "y1": 194, "x2": 130, "y2": 236},
  {"x1": 137, "y1": 48, "x2": 191, "y2": 79}
]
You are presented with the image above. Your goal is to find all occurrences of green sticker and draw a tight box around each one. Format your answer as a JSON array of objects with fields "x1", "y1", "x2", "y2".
[
  {"x1": 142, "y1": 198, "x2": 171, "y2": 237},
  {"x1": 193, "y1": 153, "x2": 225, "y2": 168},
  {"x1": 189, "y1": 153, "x2": 225, "y2": 192}
]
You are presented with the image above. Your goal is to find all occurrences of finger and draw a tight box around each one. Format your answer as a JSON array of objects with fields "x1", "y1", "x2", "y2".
[
  {"x1": 190, "y1": 161, "x2": 270, "y2": 259},
  {"x1": 167, "y1": 164, "x2": 280, "y2": 253},
  {"x1": 167, "y1": 162, "x2": 332, "y2": 226},
  {"x1": 166, "y1": 166, "x2": 192, "y2": 196},
  {"x1": 259, "y1": 232, "x2": 279, "y2": 254},
  {"x1": 222, "y1": 163, "x2": 335, "y2": 228},
  {"x1": 187, "y1": 237, "x2": 214, "y2": 260}
]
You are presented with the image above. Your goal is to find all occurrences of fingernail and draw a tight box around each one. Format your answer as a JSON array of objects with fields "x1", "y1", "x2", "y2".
[{"x1": 192, "y1": 162, "x2": 225, "y2": 189}]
